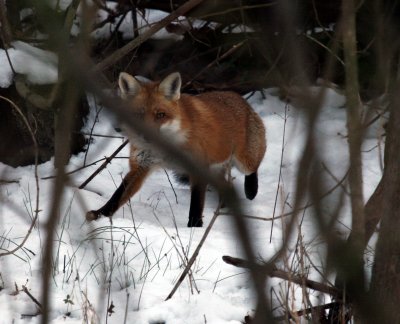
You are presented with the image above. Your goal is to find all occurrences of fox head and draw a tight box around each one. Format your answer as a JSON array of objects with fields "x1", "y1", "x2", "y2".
[{"x1": 118, "y1": 72, "x2": 187, "y2": 145}]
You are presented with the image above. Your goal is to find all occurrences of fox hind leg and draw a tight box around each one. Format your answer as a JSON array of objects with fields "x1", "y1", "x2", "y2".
[{"x1": 187, "y1": 181, "x2": 207, "y2": 227}]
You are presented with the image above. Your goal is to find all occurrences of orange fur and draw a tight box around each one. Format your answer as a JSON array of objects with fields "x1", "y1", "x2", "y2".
[{"x1": 121, "y1": 73, "x2": 266, "y2": 172}]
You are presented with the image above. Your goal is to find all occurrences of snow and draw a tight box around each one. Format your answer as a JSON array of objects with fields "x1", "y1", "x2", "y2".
[
  {"x1": 0, "y1": 49, "x2": 14, "y2": 87},
  {"x1": 0, "y1": 81, "x2": 384, "y2": 323},
  {"x1": 48, "y1": 0, "x2": 73, "y2": 11},
  {"x1": 0, "y1": 41, "x2": 58, "y2": 88}
]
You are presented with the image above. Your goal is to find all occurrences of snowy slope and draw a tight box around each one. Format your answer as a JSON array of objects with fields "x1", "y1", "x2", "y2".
[{"x1": 0, "y1": 84, "x2": 383, "y2": 323}]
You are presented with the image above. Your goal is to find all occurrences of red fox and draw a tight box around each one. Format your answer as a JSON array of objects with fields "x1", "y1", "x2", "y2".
[{"x1": 86, "y1": 72, "x2": 266, "y2": 227}]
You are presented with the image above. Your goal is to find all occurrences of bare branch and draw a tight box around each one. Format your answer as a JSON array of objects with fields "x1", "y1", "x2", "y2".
[
  {"x1": 94, "y1": 0, "x2": 206, "y2": 72},
  {"x1": 78, "y1": 139, "x2": 129, "y2": 189}
]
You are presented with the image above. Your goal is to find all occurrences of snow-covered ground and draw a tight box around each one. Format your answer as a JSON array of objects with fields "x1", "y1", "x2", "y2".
[{"x1": 0, "y1": 82, "x2": 383, "y2": 323}]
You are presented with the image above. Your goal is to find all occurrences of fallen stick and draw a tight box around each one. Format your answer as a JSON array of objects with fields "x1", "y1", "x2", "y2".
[
  {"x1": 222, "y1": 255, "x2": 341, "y2": 298},
  {"x1": 22, "y1": 286, "x2": 42, "y2": 311}
]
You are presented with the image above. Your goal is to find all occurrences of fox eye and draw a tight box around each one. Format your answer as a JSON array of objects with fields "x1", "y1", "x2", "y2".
[{"x1": 156, "y1": 112, "x2": 166, "y2": 119}]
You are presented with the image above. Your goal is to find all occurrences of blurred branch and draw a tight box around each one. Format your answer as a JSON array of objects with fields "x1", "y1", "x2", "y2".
[
  {"x1": 369, "y1": 81, "x2": 400, "y2": 322},
  {"x1": 0, "y1": 0, "x2": 16, "y2": 75},
  {"x1": 63, "y1": 0, "x2": 81, "y2": 33},
  {"x1": 342, "y1": 0, "x2": 365, "y2": 242},
  {"x1": 38, "y1": 3, "x2": 92, "y2": 322},
  {"x1": 341, "y1": 1, "x2": 366, "y2": 317},
  {"x1": 39, "y1": 83, "x2": 80, "y2": 324},
  {"x1": 0, "y1": 0, "x2": 13, "y2": 47}
]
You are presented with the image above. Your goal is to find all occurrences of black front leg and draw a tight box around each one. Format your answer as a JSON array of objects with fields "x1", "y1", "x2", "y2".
[
  {"x1": 187, "y1": 182, "x2": 207, "y2": 227},
  {"x1": 86, "y1": 178, "x2": 128, "y2": 221}
]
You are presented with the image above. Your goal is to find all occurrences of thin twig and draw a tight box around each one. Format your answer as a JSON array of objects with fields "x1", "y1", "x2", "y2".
[
  {"x1": 165, "y1": 202, "x2": 222, "y2": 301},
  {"x1": 152, "y1": 207, "x2": 199, "y2": 295},
  {"x1": 22, "y1": 286, "x2": 42, "y2": 311},
  {"x1": 270, "y1": 103, "x2": 289, "y2": 242},
  {"x1": 78, "y1": 139, "x2": 129, "y2": 189},
  {"x1": 41, "y1": 156, "x2": 129, "y2": 180},
  {"x1": 304, "y1": 33, "x2": 345, "y2": 66},
  {"x1": 183, "y1": 41, "x2": 246, "y2": 89},
  {"x1": 83, "y1": 98, "x2": 103, "y2": 166},
  {"x1": 93, "y1": 8, "x2": 128, "y2": 30},
  {"x1": 163, "y1": 169, "x2": 178, "y2": 204}
]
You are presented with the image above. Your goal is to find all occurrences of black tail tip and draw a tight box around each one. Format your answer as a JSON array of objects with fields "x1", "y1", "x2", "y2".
[
  {"x1": 173, "y1": 172, "x2": 190, "y2": 186},
  {"x1": 244, "y1": 172, "x2": 258, "y2": 200}
]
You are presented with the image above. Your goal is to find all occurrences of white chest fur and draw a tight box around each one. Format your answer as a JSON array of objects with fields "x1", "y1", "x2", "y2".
[{"x1": 129, "y1": 118, "x2": 188, "y2": 168}]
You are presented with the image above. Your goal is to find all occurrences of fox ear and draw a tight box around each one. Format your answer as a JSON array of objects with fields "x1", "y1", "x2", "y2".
[
  {"x1": 119, "y1": 72, "x2": 141, "y2": 97},
  {"x1": 159, "y1": 72, "x2": 181, "y2": 101}
]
